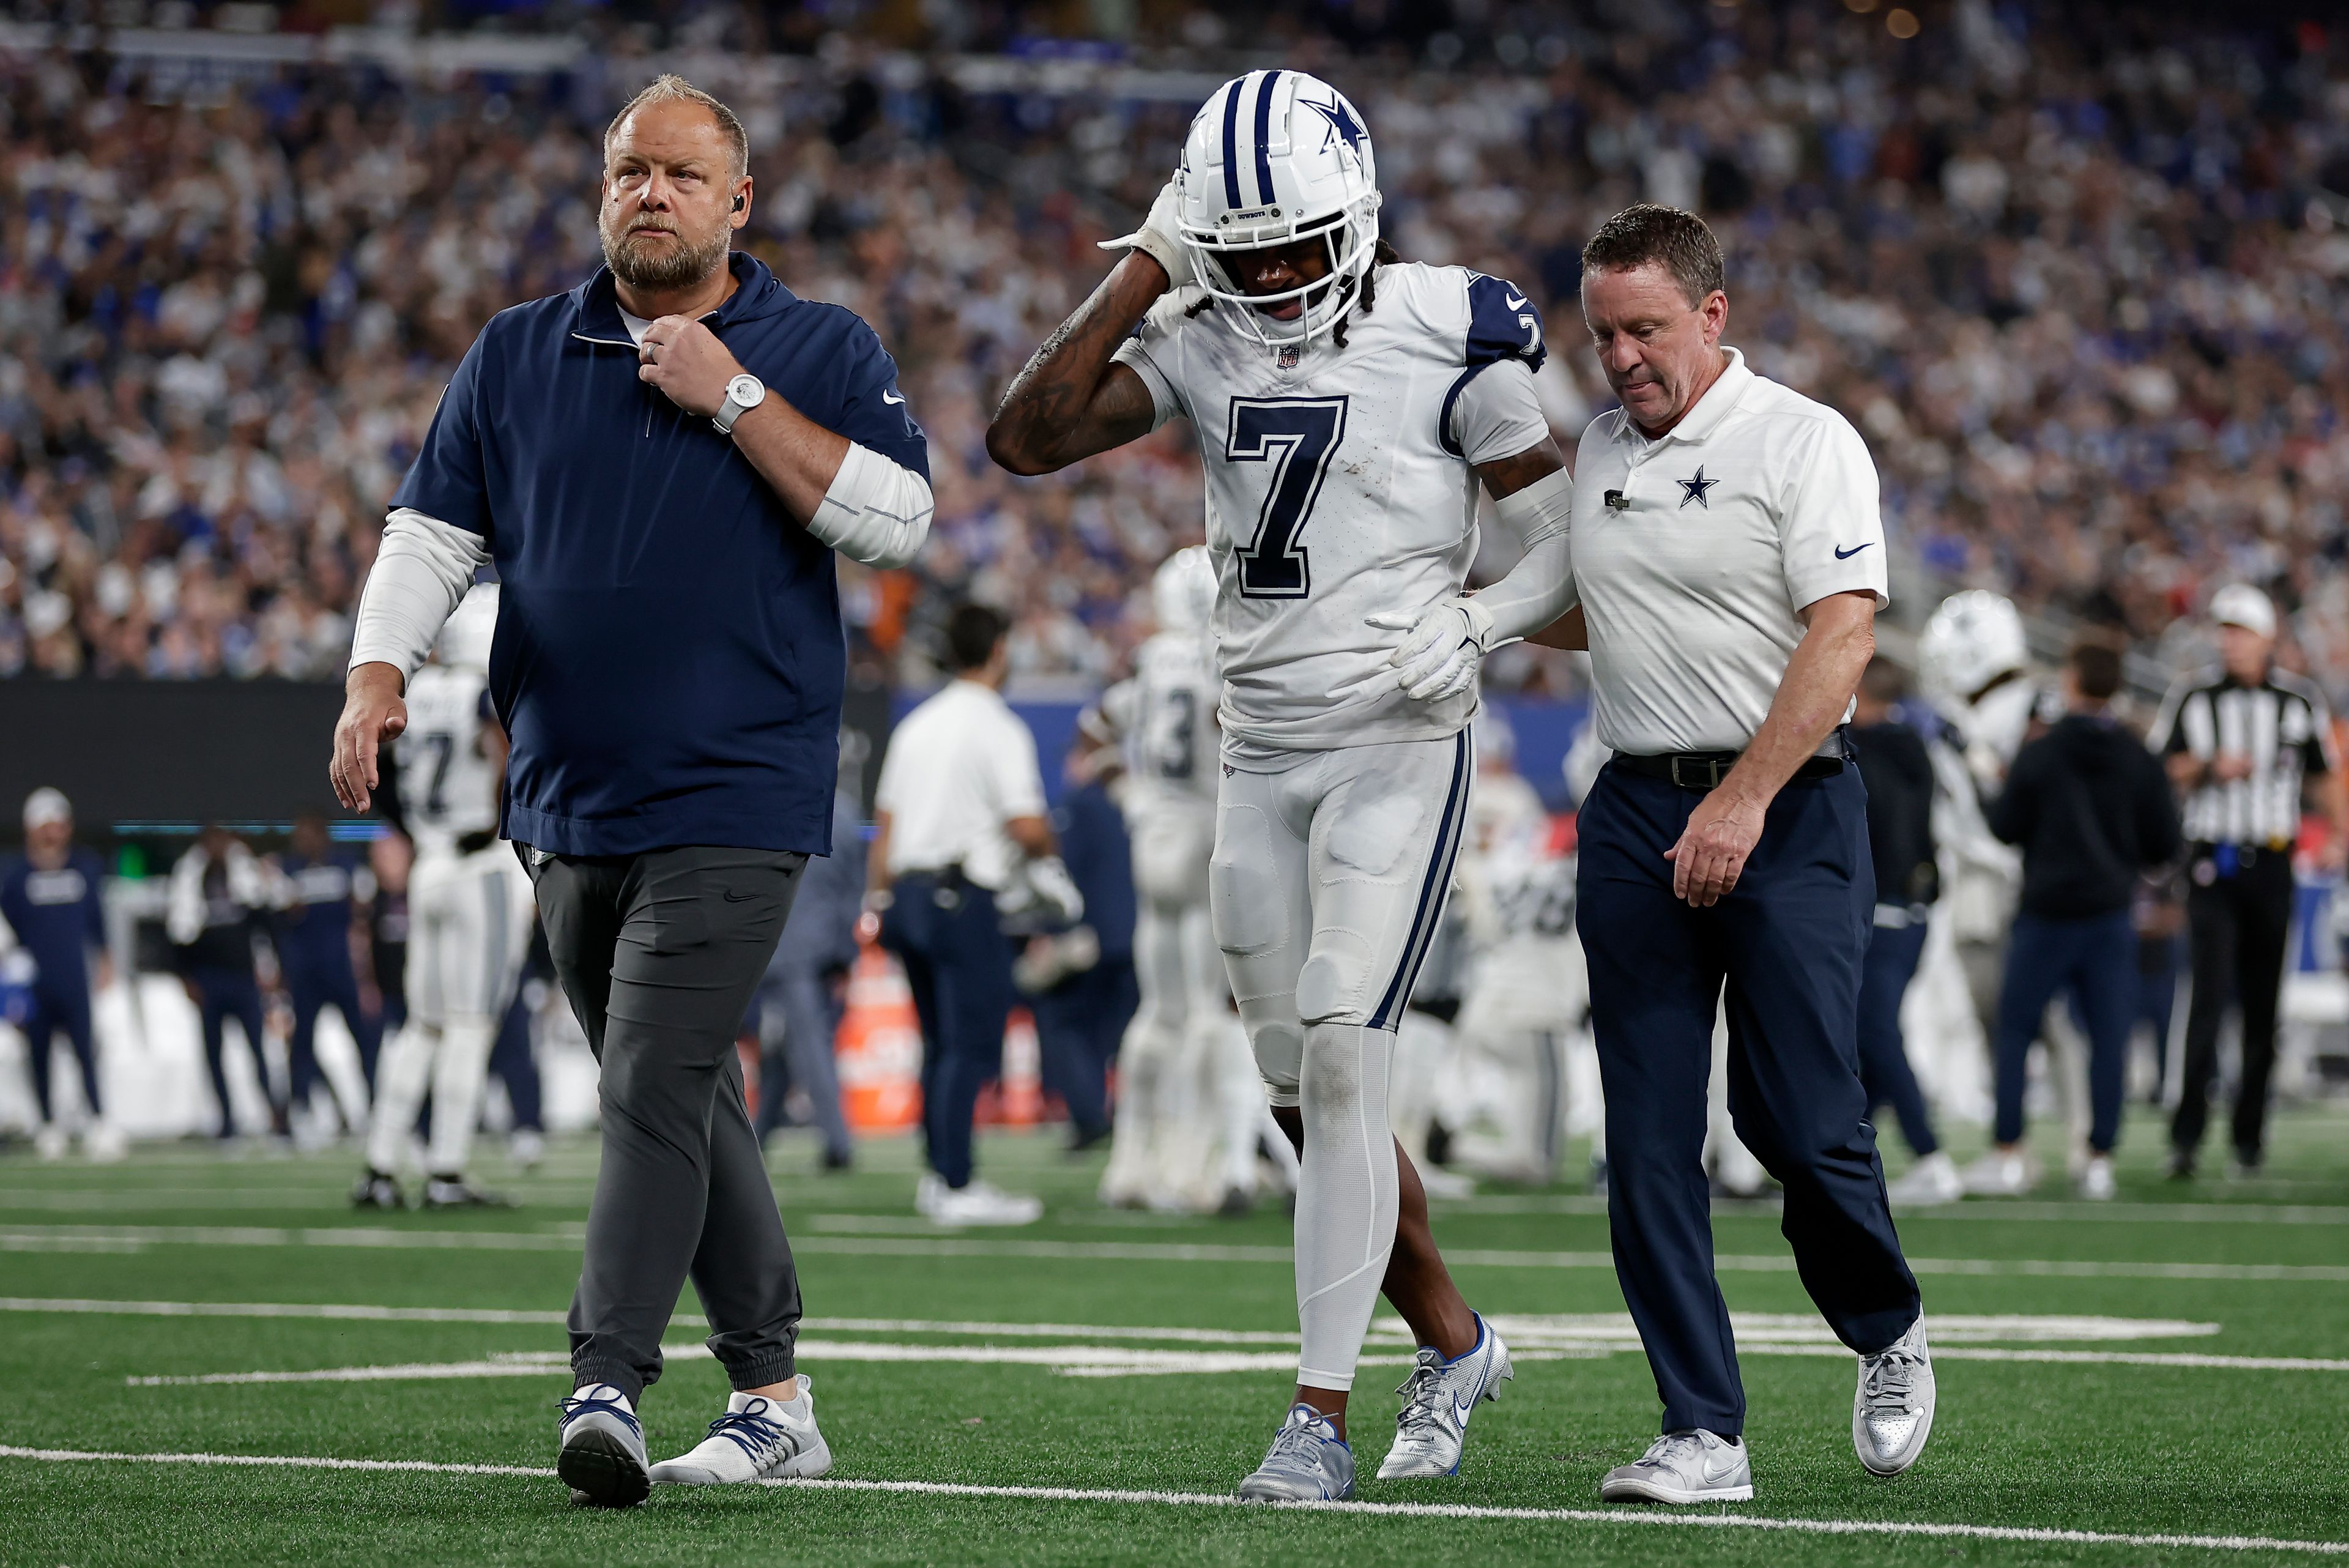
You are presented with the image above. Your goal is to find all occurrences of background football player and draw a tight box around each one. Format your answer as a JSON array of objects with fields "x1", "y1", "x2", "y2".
[
  {"x1": 988, "y1": 69, "x2": 1575, "y2": 1501},
  {"x1": 353, "y1": 585, "x2": 537, "y2": 1209}
]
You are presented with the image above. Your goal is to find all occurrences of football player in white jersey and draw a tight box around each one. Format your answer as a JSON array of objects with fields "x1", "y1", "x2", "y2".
[
  {"x1": 1100, "y1": 547, "x2": 1268, "y2": 1213},
  {"x1": 1915, "y1": 590, "x2": 2090, "y2": 1194},
  {"x1": 353, "y1": 585, "x2": 537, "y2": 1210},
  {"x1": 990, "y1": 70, "x2": 1576, "y2": 1499}
]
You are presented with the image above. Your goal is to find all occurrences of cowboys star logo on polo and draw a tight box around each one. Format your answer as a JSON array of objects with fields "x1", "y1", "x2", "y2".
[{"x1": 1677, "y1": 467, "x2": 1718, "y2": 508}]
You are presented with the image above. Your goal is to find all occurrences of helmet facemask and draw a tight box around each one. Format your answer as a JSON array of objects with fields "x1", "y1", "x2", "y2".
[{"x1": 1179, "y1": 184, "x2": 1381, "y2": 348}]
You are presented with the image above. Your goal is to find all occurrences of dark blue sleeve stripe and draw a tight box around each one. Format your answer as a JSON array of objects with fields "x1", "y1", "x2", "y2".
[
  {"x1": 1220, "y1": 76, "x2": 1245, "y2": 210},
  {"x1": 1253, "y1": 69, "x2": 1281, "y2": 208},
  {"x1": 1369, "y1": 730, "x2": 1474, "y2": 1032},
  {"x1": 1435, "y1": 364, "x2": 1482, "y2": 460}
]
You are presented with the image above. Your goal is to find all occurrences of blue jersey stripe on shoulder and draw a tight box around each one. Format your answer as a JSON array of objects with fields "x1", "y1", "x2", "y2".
[
  {"x1": 1220, "y1": 77, "x2": 1245, "y2": 210},
  {"x1": 1253, "y1": 70, "x2": 1281, "y2": 207},
  {"x1": 1463, "y1": 272, "x2": 1548, "y2": 375}
]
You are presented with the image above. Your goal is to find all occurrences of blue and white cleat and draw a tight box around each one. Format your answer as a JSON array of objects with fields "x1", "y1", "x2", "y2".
[
  {"x1": 1376, "y1": 1313, "x2": 1514, "y2": 1479},
  {"x1": 1234, "y1": 1404, "x2": 1356, "y2": 1501},
  {"x1": 650, "y1": 1376, "x2": 834, "y2": 1485},
  {"x1": 557, "y1": 1383, "x2": 650, "y2": 1508},
  {"x1": 1854, "y1": 1315, "x2": 1935, "y2": 1476}
]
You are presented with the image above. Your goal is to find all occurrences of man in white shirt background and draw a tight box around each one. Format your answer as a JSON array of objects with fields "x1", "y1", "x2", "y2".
[{"x1": 870, "y1": 603, "x2": 1083, "y2": 1226}]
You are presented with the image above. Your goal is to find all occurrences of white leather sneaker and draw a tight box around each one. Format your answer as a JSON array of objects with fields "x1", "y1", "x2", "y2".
[
  {"x1": 1887, "y1": 1151, "x2": 1962, "y2": 1205},
  {"x1": 650, "y1": 1377, "x2": 833, "y2": 1485},
  {"x1": 924, "y1": 1178, "x2": 1042, "y2": 1226},
  {"x1": 2079, "y1": 1154, "x2": 2117, "y2": 1201},
  {"x1": 1854, "y1": 1316, "x2": 1936, "y2": 1476},
  {"x1": 1961, "y1": 1148, "x2": 2035, "y2": 1197},
  {"x1": 1598, "y1": 1430, "x2": 1753, "y2": 1504}
]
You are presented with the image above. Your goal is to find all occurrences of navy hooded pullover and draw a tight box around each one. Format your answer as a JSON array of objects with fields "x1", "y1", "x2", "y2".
[{"x1": 390, "y1": 254, "x2": 926, "y2": 858}]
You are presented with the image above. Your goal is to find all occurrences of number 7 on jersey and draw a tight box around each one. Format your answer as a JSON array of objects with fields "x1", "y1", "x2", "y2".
[{"x1": 1226, "y1": 396, "x2": 1349, "y2": 600}]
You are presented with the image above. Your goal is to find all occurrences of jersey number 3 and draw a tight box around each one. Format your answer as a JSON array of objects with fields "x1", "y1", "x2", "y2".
[{"x1": 1226, "y1": 396, "x2": 1348, "y2": 600}]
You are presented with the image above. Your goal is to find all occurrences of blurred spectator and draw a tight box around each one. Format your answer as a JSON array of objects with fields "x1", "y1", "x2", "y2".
[
  {"x1": 0, "y1": 788, "x2": 121, "y2": 1159},
  {"x1": 166, "y1": 823, "x2": 281, "y2": 1140},
  {"x1": 3, "y1": 11, "x2": 2346, "y2": 696}
]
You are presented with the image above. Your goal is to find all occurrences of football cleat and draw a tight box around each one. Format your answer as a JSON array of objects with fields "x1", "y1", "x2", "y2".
[
  {"x1": 650, "y1": 1377, "x2": 833, "y2": 1485},
  {"x1": 557, "y1": 1383, "x2": 649, "y2": 1508},
  {"x1": 1598, "y1": 1429, "x2": 1753, "y2": 1504},
  {"x1": 1376, "y1": 1313, "x2": 1513, "y2": 1479},
  {"x1": 421, "y1": 1175, "x2": 513, "y2": 1208},
  {"x1": 1235, "y1": 1404, "x2": 1355, "y2": 1502},
  {"x1": 351, "y1": 1169, "x2": 405, "y2": 1210},
  {"x1": 1854, "y1": 1316, "x2": 1935, "y2": 1476}
]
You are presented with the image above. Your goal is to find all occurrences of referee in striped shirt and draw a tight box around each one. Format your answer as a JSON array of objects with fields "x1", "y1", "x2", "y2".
[{"x1": 2153, "y1": 584, "x2": 2348, "y2": 1177}]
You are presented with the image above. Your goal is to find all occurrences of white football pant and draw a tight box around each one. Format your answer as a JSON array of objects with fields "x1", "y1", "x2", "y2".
[
  {"x1": 368, "y1": 844, "x2": 535, "y2": 1176},
  {"x1": 1210, "y1": 733, "x2": 1471, "y2": 1392}
]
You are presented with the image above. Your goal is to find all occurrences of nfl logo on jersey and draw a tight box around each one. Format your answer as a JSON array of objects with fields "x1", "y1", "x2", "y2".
[{"x1": 1277, "y1": 342, "x2": 1301, "y2": 369}]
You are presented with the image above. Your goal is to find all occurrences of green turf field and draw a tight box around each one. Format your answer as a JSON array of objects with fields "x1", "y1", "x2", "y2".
[{"x1": 3, "y1": 1107, "x2": 2347, "y2": 1566}]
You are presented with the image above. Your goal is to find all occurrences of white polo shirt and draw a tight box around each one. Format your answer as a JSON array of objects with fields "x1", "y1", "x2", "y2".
[
  {"x1": 1566, "y1": 346, "x2": 1888, "y2": 755},
  {"x1": 874, "y1": 678, "x2": 1048, "y2": 891}
]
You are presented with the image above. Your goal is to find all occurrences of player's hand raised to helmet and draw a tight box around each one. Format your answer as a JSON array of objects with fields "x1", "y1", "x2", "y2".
[{"x1": 1097, "y1": 176, "x2": 1193, "y2": 294}]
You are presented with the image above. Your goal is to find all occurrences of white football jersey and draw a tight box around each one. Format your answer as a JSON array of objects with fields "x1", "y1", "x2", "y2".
[
  {"x1": 1115, "y1": 262, "x2": 1549, "y2": 752},
  {"x1": 400, "y1": 661, "x2": 502, "y2": 860},
  {"x1": 1124, "y1": 629, "x2": 1220, "y2": 805}
]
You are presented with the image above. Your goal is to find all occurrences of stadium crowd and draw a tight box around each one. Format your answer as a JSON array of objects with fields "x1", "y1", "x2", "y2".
[{"x1": 2, "y1": 5, "x2": 2348, "y2": 697}]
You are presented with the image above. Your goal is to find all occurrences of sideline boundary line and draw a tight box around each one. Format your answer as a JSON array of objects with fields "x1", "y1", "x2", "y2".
[
  {"x1": 1, "y1": 1445, "x2": 2342, "y2": 1555},
  {"x1": 4, "y1": 1226, "x2": 2343, "y2": 1282}
]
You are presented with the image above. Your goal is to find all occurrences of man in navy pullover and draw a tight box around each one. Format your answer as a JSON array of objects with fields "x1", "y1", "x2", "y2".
[
  {"x1": 1, "y1": 789, "x2": 118, "y2": 1159},
  {"x1": 329, "y1": 75, "x2": 930, "y2": 1506}
]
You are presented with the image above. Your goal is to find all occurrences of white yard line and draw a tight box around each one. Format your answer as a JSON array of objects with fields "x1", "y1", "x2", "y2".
[
  {"x1": 0, "y1": 1444, "x2": 2339, "y2": 1555},
  {"x1": 1442, "y1": 1195, "x2": 2349, "y2": 1226},
  {"x1": 4, "y1": 1223, "x2": 2345, "y2": 1282}
]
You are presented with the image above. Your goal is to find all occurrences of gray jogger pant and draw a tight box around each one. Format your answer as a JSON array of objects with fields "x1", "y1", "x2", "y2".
[{"x1": 527, "y1": 843, "x2": 809, "y2": 1402}]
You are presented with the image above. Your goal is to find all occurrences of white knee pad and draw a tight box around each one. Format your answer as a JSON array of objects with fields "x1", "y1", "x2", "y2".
[
  {"x1": 1245, "y1": 1010, "x2": 1305, "y2": 1109},
  {"x1": 1293, "y1": 1020, "x2": 1398, "y2": 1392}
]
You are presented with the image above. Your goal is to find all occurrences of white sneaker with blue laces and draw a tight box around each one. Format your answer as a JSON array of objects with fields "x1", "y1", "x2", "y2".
[
  {"x1": 1376, "y1": 1313, "x2": 1514, "y2": 1479},
  {"x1": 1854, "y1": 1315, "x2": 1935, "y2": 1476},
  {"x1": 649, "y1": 1376, "x2": 833, "y2": 1485},
  {"x1": 557, "y1": 1383, "x2": 649, "y2": 1508},
  {"x1": 1234, "y1": 1404, "x2": 1356, "y2": 1501},
  {"x1": 1598, "y1": 1429, "x2": 1753, "y2": 1504}
]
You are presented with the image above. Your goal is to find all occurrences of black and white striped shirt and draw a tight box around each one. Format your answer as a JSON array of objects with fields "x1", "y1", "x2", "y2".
[{"x1": 2153, "y1": 667, "x2": 2339, "y2": 847}]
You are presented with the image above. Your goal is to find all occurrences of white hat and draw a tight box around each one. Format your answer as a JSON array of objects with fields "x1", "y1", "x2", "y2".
[
  {"x1": 2211, "y1": 584, "x2": 2277, "y2": 639},
  {"x1": 22, "y1": 787, "x2": 70, "y2": 830}
]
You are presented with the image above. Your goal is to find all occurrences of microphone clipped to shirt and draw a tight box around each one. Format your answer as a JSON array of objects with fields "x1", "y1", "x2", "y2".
[{"x1": 1604, "y1": 489, "x2": 1630, "y2": 511}]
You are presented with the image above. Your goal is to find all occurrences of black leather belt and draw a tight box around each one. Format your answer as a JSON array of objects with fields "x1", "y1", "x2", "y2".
[{"x1": 1614, "y1": 751, "x2": 1845, "y2": 790}]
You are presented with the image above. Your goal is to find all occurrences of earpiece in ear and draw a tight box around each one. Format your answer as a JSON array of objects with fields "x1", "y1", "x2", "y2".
[{"x1": 732, "y1": 195, "x2": 745, "y2": 213}]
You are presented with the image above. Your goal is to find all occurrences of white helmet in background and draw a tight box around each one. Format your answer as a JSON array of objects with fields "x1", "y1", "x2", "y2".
[
  {"x1": 1919, "y1": 589, "x2": 2027, "y2": 703},
  {"x1": 1151, "y1": 546, "x2": 1217, "y2": 632},
  {"x1": 1176, "y1": 70, "x2": 1381, "y2": 347},
  {"x1": 436, "y1": 583, "x2": 499, "y2": 671}
]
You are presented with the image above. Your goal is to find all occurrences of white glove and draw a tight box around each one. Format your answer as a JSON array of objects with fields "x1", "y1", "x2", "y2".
[
  {"x1": 1096, "y1": 176, "x2": 1193, "y2": 292},
  {"x1": 998, "y1": 855, "x2": 1086, "y2": 927},
  {"x1": 1368, "y1": 596, "x2": 1497, "y2": 703}
]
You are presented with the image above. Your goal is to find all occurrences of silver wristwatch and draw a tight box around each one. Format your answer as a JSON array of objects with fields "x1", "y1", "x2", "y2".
[{"x1": 712, "y1": 372, "x2": 766, "y2": 435}]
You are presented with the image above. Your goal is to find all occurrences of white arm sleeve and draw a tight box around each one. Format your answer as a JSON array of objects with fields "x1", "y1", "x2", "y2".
[
  {"x1": 806, "y1": 441, "x2": 933, "y2": 570},
  {"x1": 1448, "y1": 359, "x2": 1552, "y2": 467},
  {"x1": 1471, "y1": 464, "x2": 1577, "y2": 645},
  {"x1": 349, "y1": 508, "x2": 489, "y2": 681}
]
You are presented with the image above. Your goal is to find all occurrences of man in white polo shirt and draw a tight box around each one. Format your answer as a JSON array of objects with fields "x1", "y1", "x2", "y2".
[
  {"x1": 1383, "y1": 204, "x2": 1931, "y2": 1504},
  {"x1": 870, "y1": 603, "x2": 1083, "y2": 1227}
]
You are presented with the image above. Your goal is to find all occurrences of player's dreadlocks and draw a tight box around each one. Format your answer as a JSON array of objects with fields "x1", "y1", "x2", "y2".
[{"x1": 1181, "y1": 237, "x2": 1402, "y2": 351}]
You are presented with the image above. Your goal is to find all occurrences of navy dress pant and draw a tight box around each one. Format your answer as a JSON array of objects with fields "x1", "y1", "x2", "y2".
[
  {"x1": 1031, "y1": 955, "x2": 1137, "y2": 1138},
  {"x1": 1578, "y1": 762, "x2": 1920, "y2": 1438},
  {"x1": 880, "y1": 874, "x2": 1014, "y2": 1190},
  {"x1": 1855, "y1": 920, "x2": 1937, "y2": 1157}
]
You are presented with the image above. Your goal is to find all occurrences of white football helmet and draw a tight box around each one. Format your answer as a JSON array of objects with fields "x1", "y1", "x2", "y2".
[
  {"x1": 1918, "y1": 589, "x2": 2027, "y2": 704},
  {"x1": 436, "y1": 582, "x2": 499, "y2": 671},
  {"x1": 1176, "y1": 70, "x2": 1381, "y2": 347},
  {"x1": 1151, "y1": 546, "x2": 1216, "y2": 632}
]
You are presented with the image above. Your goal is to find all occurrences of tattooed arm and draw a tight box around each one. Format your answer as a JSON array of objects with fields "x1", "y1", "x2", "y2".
[{"x1": 986, "y1": 251, "x2": 1170, "y2": 477}]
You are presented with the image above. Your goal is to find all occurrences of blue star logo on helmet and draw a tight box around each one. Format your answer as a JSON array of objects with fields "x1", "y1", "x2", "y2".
[{"x1": 1305, "y1": 94, "x2": 1366, "y2": 154}]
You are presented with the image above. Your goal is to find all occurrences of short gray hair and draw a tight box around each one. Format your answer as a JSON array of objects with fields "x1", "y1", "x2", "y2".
[{"x1": 604, "y1": 75, "x2": 749, "y2": 181}]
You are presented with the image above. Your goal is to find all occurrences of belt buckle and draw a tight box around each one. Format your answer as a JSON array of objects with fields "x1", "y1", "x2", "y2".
[{"x1": 1669, "y1": 755, "x2": 1725, "y2": 790}]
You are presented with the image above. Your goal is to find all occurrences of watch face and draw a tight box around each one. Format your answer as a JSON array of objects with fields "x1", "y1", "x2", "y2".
[{"x1": 729, "y1": 374, "x2": 763, "y2": 404}]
